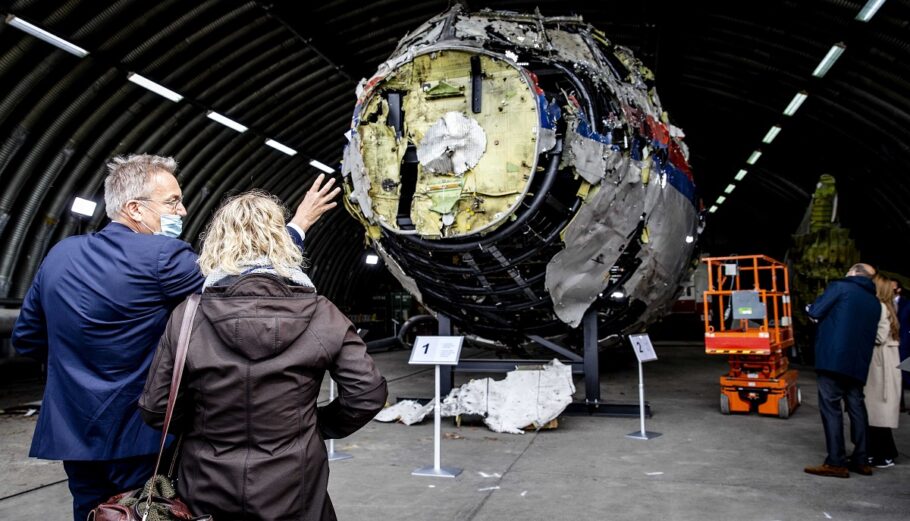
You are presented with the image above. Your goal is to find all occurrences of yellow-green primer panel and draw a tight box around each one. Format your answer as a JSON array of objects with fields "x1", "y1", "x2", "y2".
[{"x1": 357, "y1": 50, "x2": 540, "y2": 238}]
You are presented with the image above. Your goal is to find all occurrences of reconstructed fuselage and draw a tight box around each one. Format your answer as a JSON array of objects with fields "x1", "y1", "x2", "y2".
[{"x1": 342, "y1": 7, "x2": 700, "y2": 343}]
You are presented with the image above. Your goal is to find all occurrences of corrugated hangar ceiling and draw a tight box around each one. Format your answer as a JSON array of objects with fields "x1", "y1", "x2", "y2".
[{"x1": 0, "y1": 0, "x2": 907, "y2": 307}]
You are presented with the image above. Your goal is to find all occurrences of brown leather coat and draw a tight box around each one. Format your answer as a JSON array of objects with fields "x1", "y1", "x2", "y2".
[{"x1": 139, "y1": 274, "x2": 387, "y2": 520}]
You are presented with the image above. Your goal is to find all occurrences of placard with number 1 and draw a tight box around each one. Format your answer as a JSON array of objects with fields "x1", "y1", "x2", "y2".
[{"x1": 409, "y1": 336, "x2": 463, "y2": 365}]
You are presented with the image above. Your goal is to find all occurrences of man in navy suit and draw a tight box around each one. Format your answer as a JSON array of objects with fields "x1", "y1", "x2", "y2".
[
  {"x1": 11, "y1": 154, "x2": 339, "y2": 520},
  {"x1": 803, "y1": 263, "x2": 881, "y2": 478}
]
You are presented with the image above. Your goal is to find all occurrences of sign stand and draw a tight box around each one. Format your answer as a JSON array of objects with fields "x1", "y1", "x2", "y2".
[
  {"x1": 410, "y1": 335, "x2": 464, "y2": 478},
  {"x1": 326, "y1": 378, "x2": 353, "y2": 461},
  {"x1": 625, "y1": 333, "x2": 661, "y2": 441}
]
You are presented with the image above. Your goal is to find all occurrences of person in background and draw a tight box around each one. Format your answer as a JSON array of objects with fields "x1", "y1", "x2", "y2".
[
  {"x1": 140, "y1": 191, "x2": 387, "y2": 520},
  {"x1": 804, "y1": 263, "x2": 881, "y2": 478},
  {"x1": 894, "y1": 280, "x2": 910, "y2": 413},
  {"x1": 12, "y1": 154, "x2": 339, "y2": 521},
  {"x1": 865, "y1": 274, "x2": 902, "y2": 467}
]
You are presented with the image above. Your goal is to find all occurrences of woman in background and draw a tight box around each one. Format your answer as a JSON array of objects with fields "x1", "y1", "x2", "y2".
[
  {"x1": 864, "y1": 274, "x2": 901, "y2": 468},
  {"x1": 140, "y1": 191, "x2": 387, "y2": 520}
]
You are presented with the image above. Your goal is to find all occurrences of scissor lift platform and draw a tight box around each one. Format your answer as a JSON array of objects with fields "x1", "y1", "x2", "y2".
[{"x1": 703, "y1": 255, "x2": 801, "y2": 418}]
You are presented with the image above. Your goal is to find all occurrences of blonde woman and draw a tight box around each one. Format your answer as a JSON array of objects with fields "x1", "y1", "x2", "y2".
[
  {"x1": 865, "y1": 274, "x2": 902, "y2": 468},
  {"x1": 140, "y1": 191, "x2": 387, "y2": 520}
]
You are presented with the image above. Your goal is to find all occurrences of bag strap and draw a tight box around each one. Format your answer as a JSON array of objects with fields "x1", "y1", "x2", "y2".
[
  {"x1": 166, "y1": 434, "x2": 183, "y2": 479},
  {"x1": 143, "y1": 294, "x2": 201, "y2": 518}
]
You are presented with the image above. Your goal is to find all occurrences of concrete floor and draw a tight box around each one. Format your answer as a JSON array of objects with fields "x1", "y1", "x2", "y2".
[{"x1": 1, "y1": 342, "x2": 908, "y2": 520}]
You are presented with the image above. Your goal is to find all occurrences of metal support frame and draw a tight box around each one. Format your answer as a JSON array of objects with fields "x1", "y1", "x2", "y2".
[
  {"x1": 438, "y1": 314, "x2": 454, "y2": 395},
  {"x1": 583, "y1": 309, "x2": 599, "y2": 403}
]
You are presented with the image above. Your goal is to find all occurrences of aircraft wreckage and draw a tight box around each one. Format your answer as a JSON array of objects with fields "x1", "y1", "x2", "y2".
[{"x1": 342, "y1": 6, "x2": 700, "y2": 346}]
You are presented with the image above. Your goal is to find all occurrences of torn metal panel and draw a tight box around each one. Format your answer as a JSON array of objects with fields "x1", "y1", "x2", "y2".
[
  {"x1": 538, "y1": 127, "x2": 557, "y2": 154},
  {"x1": 341, "y1": 132, "x2": 373, "y2": 220},
  {"x1": 417, "y1": 111, "x2": 487, "y2": 175},
  {"x1": 373, "y1": 241, "x2": 423, "y2": 304},
  {"x1": 453, "y1": 17, "x2": 549, "y2": 52},
  {"x1": 545, "y1": 28, "x2": 600, "y2": 67},
  {"x1": 561, "y1": 120, "x2": 611, "y2": 184},
  {"x1": 546, "y1": 169, "x2": 647, "y2": 327},
  {"x1": 361, "y1": 122, "x2": 407, "y2": 225},
  {"x1": 623, "y1": 181, "x2": 699, "y2": 327}
]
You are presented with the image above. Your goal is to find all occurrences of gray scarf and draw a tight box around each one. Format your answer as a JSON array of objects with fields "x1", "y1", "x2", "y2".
[{"x1": 203, "y1": 256, "x2": 315, "y2": 290}]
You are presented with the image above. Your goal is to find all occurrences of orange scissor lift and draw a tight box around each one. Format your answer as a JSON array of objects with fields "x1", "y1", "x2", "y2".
[{"x1": 702, "y1": 255, "x2": 801, "y2": 418}]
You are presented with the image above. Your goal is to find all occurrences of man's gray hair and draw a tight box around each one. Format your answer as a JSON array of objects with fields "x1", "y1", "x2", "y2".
[{"x1": 104, "y1": 154, "x2": 178, "y2": 219}]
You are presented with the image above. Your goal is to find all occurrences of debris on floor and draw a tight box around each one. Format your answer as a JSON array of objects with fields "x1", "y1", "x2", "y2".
[
  {"x1": 373, "y1": 359, "x2": 575, "y2": 434},
  {"x1": 441, "y1": 359, "x2": 575, "y2": 434},
  {"x1": 373, "y1": 399, "x2": 435, "y2": 425}
]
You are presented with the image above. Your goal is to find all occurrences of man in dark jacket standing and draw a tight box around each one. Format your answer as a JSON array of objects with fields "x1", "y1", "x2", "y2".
[
  {"x1": 804, "y1": 263, "x2": 881, "y2": 478},
  {"x1": 11, "y1": 154, "x2": 339, "y2": 520}
]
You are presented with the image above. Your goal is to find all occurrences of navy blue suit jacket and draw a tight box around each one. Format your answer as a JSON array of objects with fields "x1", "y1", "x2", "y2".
[
  {"x1": 12, "y1": 222, "x2": 304, "y2": 460},
  {"x1": 807, "y1": 276, "x2": 881, "y2": 383}
]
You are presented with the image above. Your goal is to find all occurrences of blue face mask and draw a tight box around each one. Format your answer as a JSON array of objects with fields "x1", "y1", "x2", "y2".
[
  {"x1": 139, "y1": 203, "x2": 183, "y2": 238},
  {"x1": 158, "y1": 213, "x2": 183, "y2": 238}
]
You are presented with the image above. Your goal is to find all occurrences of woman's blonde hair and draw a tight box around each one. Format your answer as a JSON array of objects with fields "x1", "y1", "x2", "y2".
[
  {"x1": 873, "y1": 274, "x2": 900, "y2": 341},
  {"x1": 198, "y1": 190, "x2": 304, "y2": 278}
]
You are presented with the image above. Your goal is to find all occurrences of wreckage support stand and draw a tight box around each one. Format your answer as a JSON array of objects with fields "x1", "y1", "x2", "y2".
[
  {"x1": 563, "y1": 310, "x2": 651, "y2": 417},
  {"x1": 625, "y1": 358, "x2": 661, "y2": 440},
  {"x1": 438, "y1": 310, "x2": 650, "y2": 418},
  {"x1": 412, "y1": 363, "x2": 463, "y2": 478}
]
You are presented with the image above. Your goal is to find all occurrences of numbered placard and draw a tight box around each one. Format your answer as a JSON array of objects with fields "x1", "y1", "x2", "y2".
[
  {"x1": 628, "y1": 333, "x2": 658, "y2": 363},
  {"x1": 409, "y1": 336, "x2": 464, "y2": 365}
]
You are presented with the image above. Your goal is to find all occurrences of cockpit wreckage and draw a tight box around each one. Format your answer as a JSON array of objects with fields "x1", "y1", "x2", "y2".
[{"x1": 342, "y1": 6, "x2": 700, "y2": 351}]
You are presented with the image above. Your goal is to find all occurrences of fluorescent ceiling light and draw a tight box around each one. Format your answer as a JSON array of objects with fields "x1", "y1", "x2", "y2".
[
  {"x1": 747, "y1": 151, "x2": 762, "y2": 165},
  {"x1": 762, "y1": 126, "x2": 782, "y2": 144},
  {"x1": 206, "y1": 111, "x2": 248, "y2": 133},
  {"x1": 309, "y1": 159, "x2": 335, "y2": 174},
  {"x1": 716, "y1": 195, "x2": 726, "y2": 205},
  {"x1": 783, "y1": 92, "x2": 808, "y2": 116},
  {"x1": 735, "y1": 169, "x2": 748, "y2": 181},
  {"x1": 127, "y1": 73, "x2": 183, "y2": 102},
  {"x1": 708, "y1": 205, "x2": 718, "y2": 214},
  {"x1": 812, "y1": 43, "x2": 846, "y2": 78},
  {"x1": 725, "y1": 184, "x2": 736, "y2": 194},
  {"x1": 71, "y1": 197, "x2": 97, "y2": 217},
  {"x1": 856, "y1": 0, "x2": 886, "y2": 22},
  {"x1": 365, "y1": 254, "x2": 379, "y2": 265},
  {"x1": 265, "y1": 139, "x2": 297, "y2": 156},
  {"x1": 5, "y1": 15, "x2": 89, "y2": 57}
]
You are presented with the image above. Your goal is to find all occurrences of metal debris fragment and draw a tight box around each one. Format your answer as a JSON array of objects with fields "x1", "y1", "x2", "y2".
[{"x1": 417, "y1": 112, "x2": 487, "y2": 175}]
